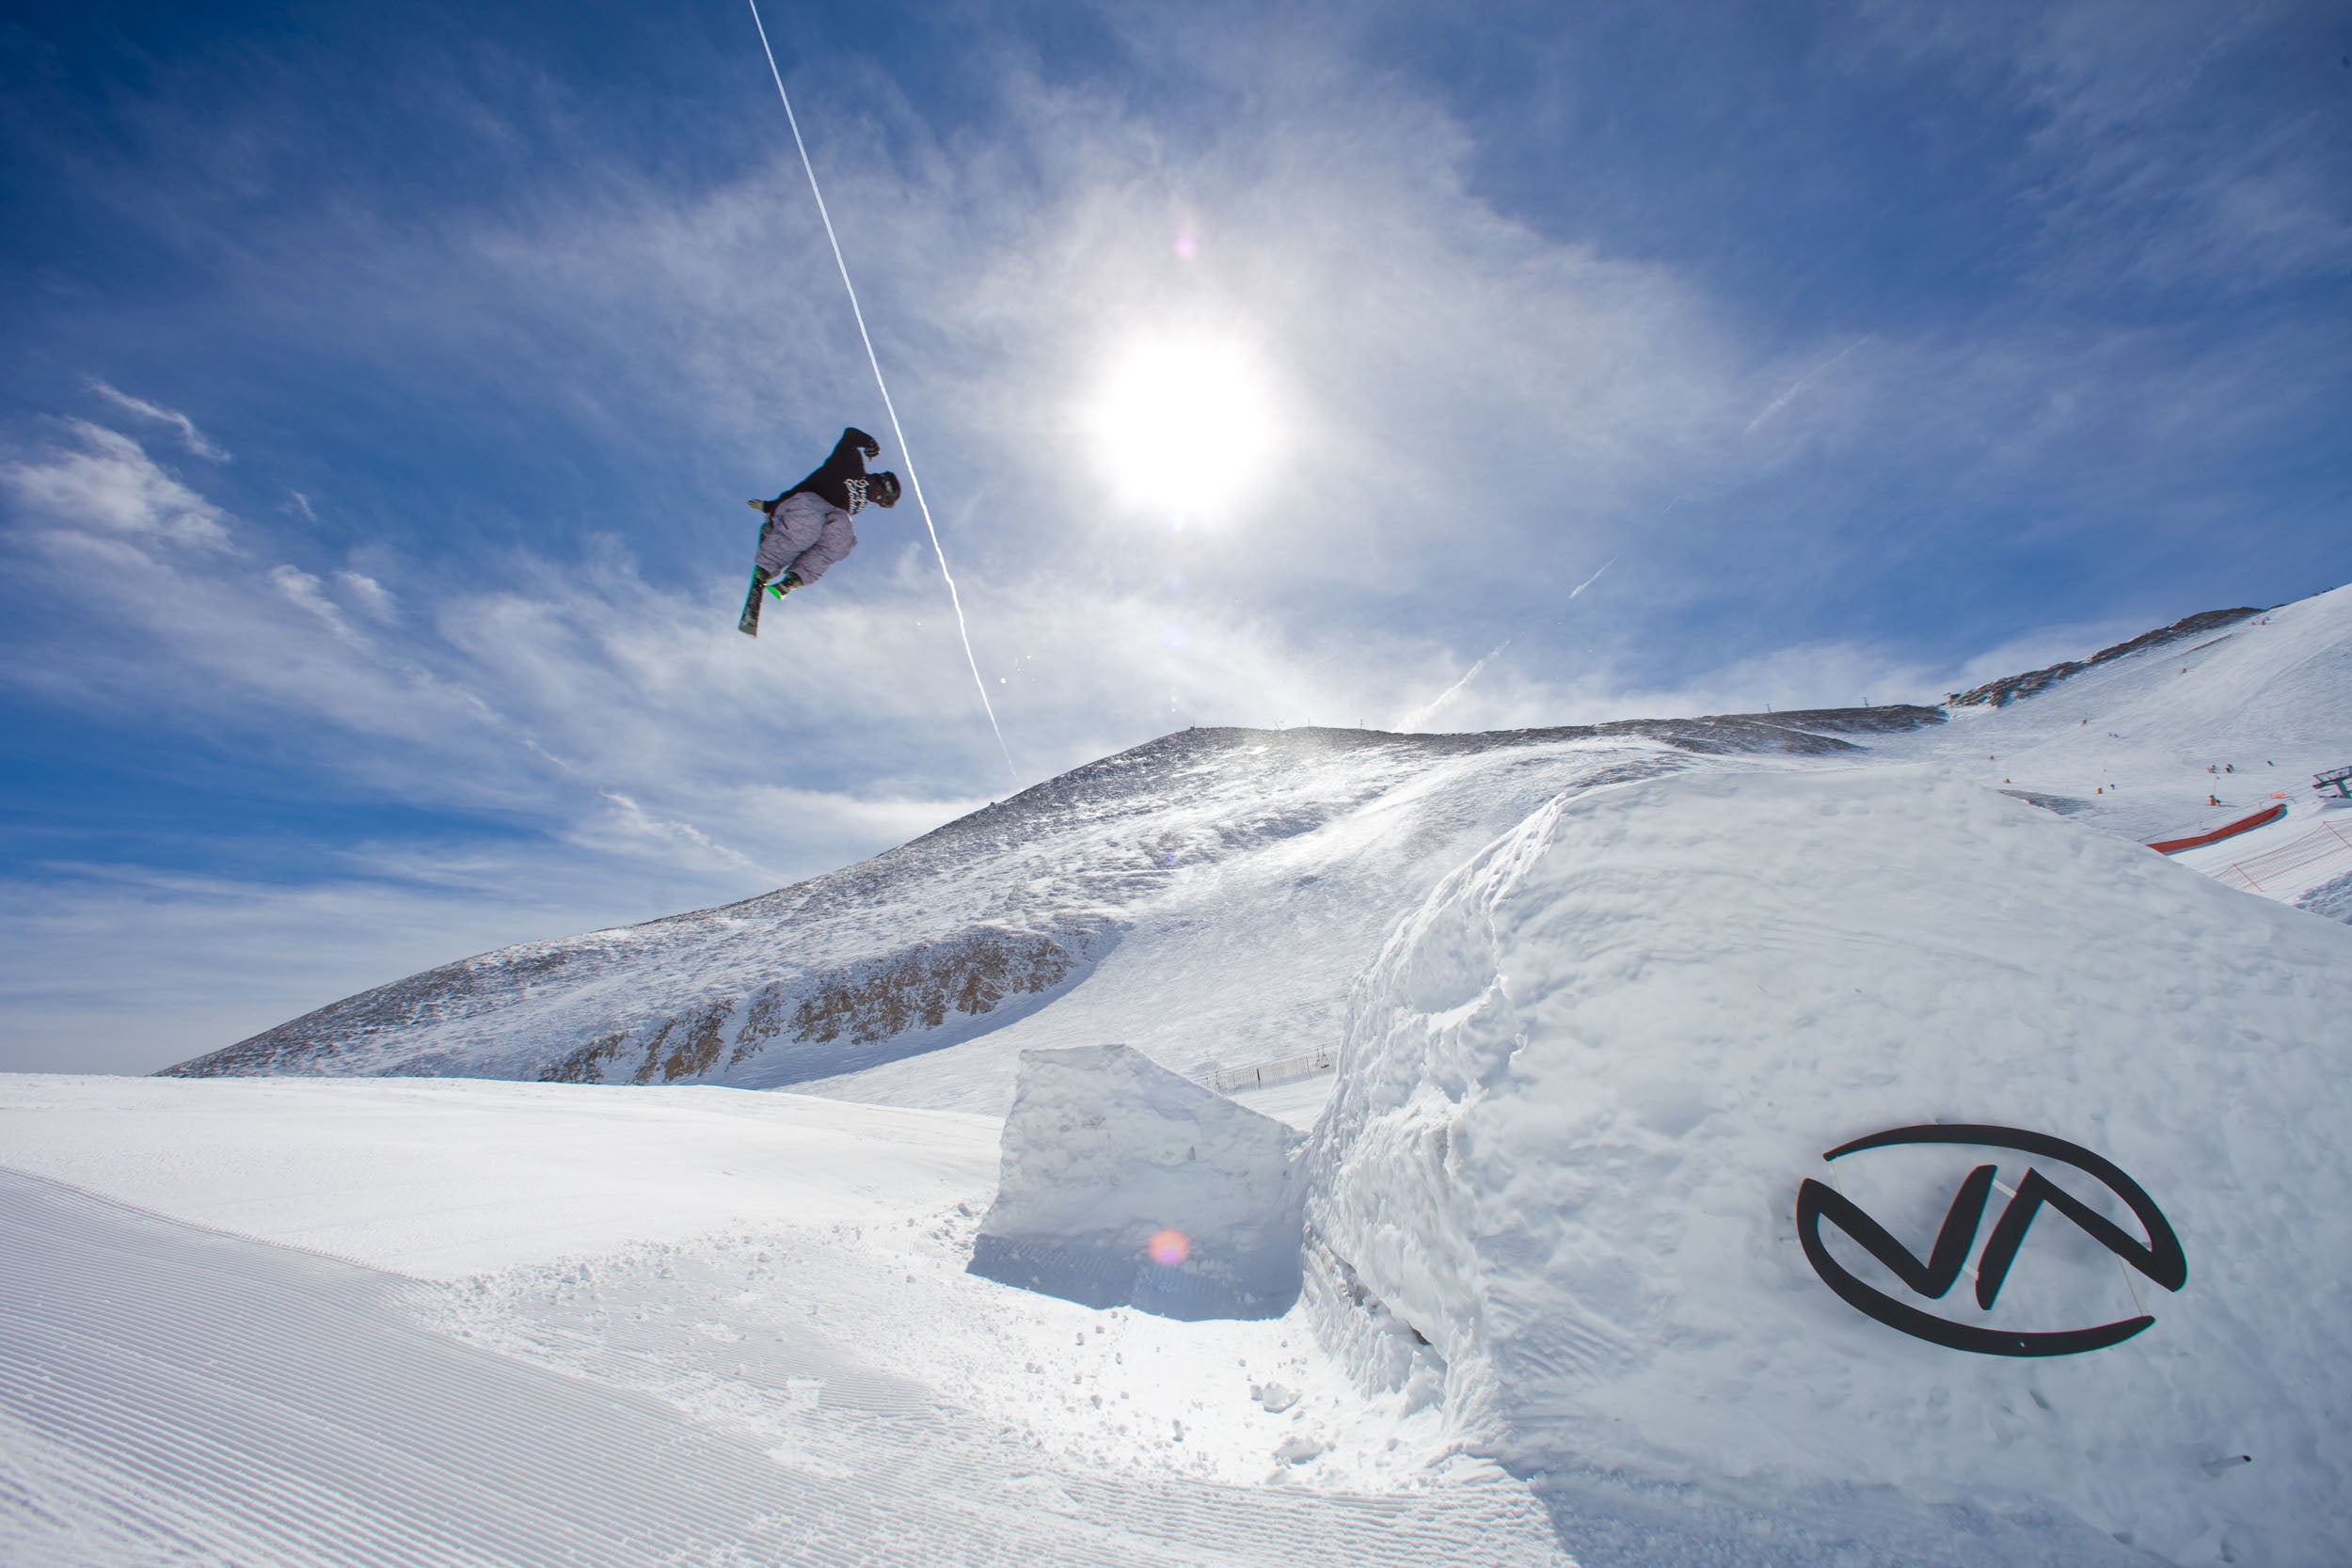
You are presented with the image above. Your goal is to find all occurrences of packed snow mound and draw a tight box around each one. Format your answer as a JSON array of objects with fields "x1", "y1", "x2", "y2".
[
  {"x1": 1304, "y1": 767, "x2": 2352, "y2": 1566},
  {"x1": 970, "y1": 1044, "x2": 1305, "y2": 1320}
]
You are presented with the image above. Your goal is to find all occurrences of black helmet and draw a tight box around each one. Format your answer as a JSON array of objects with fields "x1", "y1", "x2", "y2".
[{"x1": 868, "y1": 470, "x2": 902, "y2": 508}]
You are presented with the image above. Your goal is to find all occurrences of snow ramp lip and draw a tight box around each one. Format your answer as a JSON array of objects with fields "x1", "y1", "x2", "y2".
[{"x1": 2147, "y1": 802, "x2": 2287, "y2": 855}]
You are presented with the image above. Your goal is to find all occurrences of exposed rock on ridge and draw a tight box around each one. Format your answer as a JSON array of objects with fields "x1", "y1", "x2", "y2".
[{"x1": 1948, "y1": 607, "x2": 2259, "y2": 708}]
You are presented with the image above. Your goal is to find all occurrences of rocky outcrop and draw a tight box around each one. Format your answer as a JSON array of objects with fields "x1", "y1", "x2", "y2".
[{"x1": 1947, "y1": 607, "x2": 2260, "y2": 708}]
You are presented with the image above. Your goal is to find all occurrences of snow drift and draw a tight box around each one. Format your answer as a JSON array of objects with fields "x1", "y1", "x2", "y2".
[
  {"x1": 1305, "y1": 767, "x2": 2352, "y2": 1565},
  {"x1": 970, "y1": 1044, "x2": 1305, "y2": 1320}
]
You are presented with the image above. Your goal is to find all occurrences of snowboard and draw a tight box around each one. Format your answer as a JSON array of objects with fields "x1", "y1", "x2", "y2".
[
  {"x1": 739, "y1": 499, "x2": 773, "y2": 637},
  {"x1": 738, "y1": 567, "x2": 768, "y2": 637}
]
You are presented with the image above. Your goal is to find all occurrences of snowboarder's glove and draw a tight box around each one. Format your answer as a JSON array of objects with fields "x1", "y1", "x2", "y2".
[{"x1": 846, "y1": 427, "x2": 881, "y2": 460}]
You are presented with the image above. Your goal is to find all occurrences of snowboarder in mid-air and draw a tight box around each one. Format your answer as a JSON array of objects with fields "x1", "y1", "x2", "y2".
[{"x1": 739, "y1": 426, "x2": 901, "y2": 636}]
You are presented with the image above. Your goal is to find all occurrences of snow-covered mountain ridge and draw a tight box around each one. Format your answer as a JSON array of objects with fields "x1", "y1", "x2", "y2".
[
  {"x1": 1945, "y1": 605, "x2": 2259, "y2": 708},
  {"x1": 163, "y1": 708, "x2": 1933, "y2": 1098}
]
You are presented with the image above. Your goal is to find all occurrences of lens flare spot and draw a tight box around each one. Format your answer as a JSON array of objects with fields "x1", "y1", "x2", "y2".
[{"x1": 1147, "y1": 1229, "x2": 1191, "y2": 1267}]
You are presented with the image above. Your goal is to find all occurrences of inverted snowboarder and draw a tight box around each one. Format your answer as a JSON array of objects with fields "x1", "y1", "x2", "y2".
[{"x1": 739, "y1": 426, "x2": 901, "y2": 636}]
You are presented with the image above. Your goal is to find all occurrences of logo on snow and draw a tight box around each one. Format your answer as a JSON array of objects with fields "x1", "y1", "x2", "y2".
[{"x1": 1796, "y1": 1125, "x2": 2185, "y2": 1357}]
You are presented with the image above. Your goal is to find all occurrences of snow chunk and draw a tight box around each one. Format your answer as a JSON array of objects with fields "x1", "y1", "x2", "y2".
[
  {"x1": 1251, "y1": 1380, "x2": 1301, "y2": 1413},
  {"x1": 969, "y1": 1044, "x2": 1305, "y2": 1320},
  {"x1": 1306, "y1": 767, "x2": 2352, "y2": 1565}
]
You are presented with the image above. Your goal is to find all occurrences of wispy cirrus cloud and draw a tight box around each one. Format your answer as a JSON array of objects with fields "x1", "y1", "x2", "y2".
[
  {"x1": 1854, "y1": 0, "x2": 2352, "y2": 295},
  {"x1": 87, "y1": 381, "x2": 230, "y2": 462},
  {"x1": 3, "y1": 420, "x2": 234, "y2": 549}
]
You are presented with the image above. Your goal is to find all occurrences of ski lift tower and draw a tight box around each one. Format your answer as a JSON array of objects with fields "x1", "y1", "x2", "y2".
[{"x1": 2315, "y1": 765, "x2": 2352, "y2": 800}]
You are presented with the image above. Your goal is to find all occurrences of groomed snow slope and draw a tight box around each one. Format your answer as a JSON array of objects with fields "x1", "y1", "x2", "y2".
[
  {"x1": 0, "y1": 1077, "x2": 1570, "y2": 1567},
  {"x1": 1882, "y1": 582, "x2": 2352, "y2": 881},
  {"x1": 1307, "y1": 766, "x2": 2352, "y2": 1566}
]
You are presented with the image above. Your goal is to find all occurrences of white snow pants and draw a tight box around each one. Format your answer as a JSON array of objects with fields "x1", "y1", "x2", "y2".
[{"x1": 756, "y1": 491, "x2": 856, "y2": 585}]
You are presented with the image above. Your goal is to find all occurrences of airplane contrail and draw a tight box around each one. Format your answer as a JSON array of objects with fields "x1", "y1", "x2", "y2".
[
  {"x1": 1397, "y1": 641, "x2": 1511, "y2": 732},
  {"x1": 1743, "y1": 336, "x2": 1868, "y2": 435},
  {"x1": 1568, "y1": 554, "x2": 1618, "y2": 599}
]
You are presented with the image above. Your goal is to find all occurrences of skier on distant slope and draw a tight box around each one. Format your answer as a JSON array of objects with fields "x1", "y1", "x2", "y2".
[{"x1": 738, "y1": 426, "x2": 901, "y2": 636}]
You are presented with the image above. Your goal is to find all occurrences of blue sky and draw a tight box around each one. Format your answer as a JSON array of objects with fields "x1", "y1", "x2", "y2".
[{"x1": 4, "y1": 0, "x2": 2347, "y2": 1072}]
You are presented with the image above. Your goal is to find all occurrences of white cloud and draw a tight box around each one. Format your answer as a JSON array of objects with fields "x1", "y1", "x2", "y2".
[
  {"x1": 0, "y1": 424, "x2": 1023, "y2": 908},
  {"x1": 270, "y1": 563, "x2": 359, "y2": 641},
  {"x1": 0, "y1": 856, "x2": 672, "y2": 1076},
  {"x1": 3, "y1": 420, "x2": 234, "y2": 549},
  {"x1": 337, "y1": 570, "x2": 397, "y2": 622},
  {"x1": 87, "y1": 380, "x2": 230, "y2": 462},
  {"x1": 587, "y1": 791, "x2": 778, "y2": 883},
  {"x1": 1857, "y1": 0, "x2": 2352, "y2": 294},
  {"x1": 731, "y1": 784, "x2": 993, "y2": 854}
]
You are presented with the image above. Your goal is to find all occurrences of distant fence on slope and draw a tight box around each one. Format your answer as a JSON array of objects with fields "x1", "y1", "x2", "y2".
[
  {"x1": 1209, "y1": 1046, "x2": 1336, "y2": 1095},
  {"x1": 2210, "y1": 818, "x2": 2352, "y2": 895}
]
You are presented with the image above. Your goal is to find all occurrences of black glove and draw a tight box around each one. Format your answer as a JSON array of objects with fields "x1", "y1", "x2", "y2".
[{"x1": 845, "y1": 427, "x2": 881, "y2": 460}]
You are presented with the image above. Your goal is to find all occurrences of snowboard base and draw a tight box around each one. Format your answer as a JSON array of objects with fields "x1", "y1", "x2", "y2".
[{"x1": 739, "y1": 569, "x2": 766, "y2": 637}]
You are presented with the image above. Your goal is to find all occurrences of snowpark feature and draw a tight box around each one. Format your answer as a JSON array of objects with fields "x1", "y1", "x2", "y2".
[
  {"x1": 1304, "y1": 767, "x2": 2352, "y2": 1565},
  {"x1": 968, "y1": 1044, "x2": 1305, "y2": 1319},
  {"x1": 5, "y1": 579, "x2": 2352, "y2": 1564},
  {"x1": 2147, "y1": 802, "x2": 2287, "y2": 854}
]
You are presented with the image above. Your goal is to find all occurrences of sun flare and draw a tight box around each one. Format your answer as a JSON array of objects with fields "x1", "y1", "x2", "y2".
[{"x1": 1085, "y1": 336, "x2": 1279, "y2": 518}]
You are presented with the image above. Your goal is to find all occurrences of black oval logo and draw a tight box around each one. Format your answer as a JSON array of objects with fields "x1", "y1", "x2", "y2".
[{"x1": 1796, "y1": 1124, "x2": 2185, "y2": 1357}]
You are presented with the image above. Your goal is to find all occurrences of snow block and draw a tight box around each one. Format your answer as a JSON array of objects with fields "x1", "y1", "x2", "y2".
[
  {"x1": 968, "y1": 1044, "x2": 1306, "y2": 1321},
  {"x1": 1306, "y1": 767, "x2": 2352, "y2": 1566}
]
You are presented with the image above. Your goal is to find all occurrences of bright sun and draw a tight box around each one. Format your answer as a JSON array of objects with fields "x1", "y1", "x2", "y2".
[{"x1": 1084, "y1": 336, "x2": 1279, "y2": 518}]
